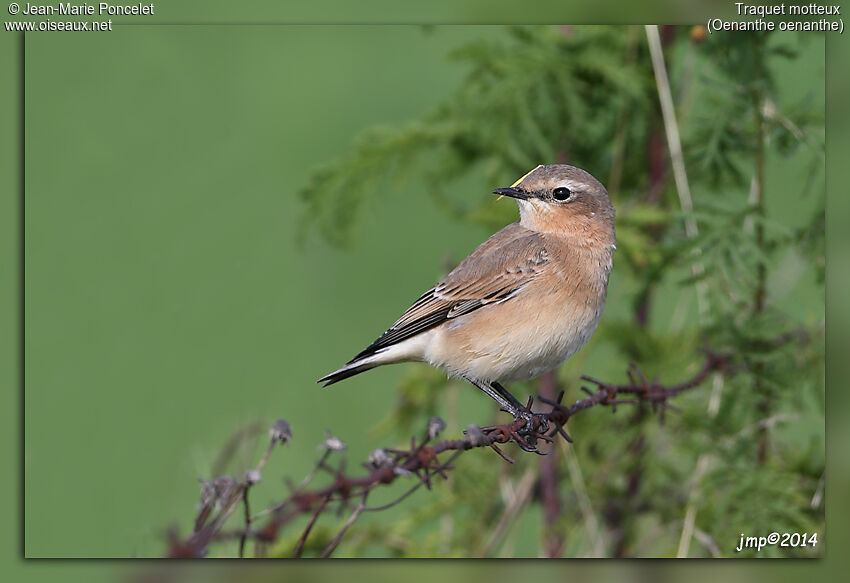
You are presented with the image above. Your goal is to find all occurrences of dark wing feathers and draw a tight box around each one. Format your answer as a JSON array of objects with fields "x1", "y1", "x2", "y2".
[
  {"x1": 349, "y1": 299, "x2": 452, "y2": 362},
  {"x1": 348, "y1": 223, "x2": 549, "y2": 364}
]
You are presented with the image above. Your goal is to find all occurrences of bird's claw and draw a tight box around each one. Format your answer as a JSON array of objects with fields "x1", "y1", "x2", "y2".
[{"x1": 509, "y1": 407, "x2": 550, "y2": 452}]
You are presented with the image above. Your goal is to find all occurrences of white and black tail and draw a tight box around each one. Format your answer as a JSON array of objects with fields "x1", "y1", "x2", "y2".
[
  {"x1": 317, "y1": 357, "x2": 380, "y2": 387},
  {"x1": 317, "y1": 328, "x2": 434, "y2": 387},
  {"x1": 318, "y1": 343, "x2": 409, "y2": 387},
  {"x1": 318, "y1": 287, "x2": 451, "y2": 387}
]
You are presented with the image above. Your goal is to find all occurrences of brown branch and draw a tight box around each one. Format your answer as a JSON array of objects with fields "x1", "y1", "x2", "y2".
[
  {"x1": 238, "y1": 482, "x2": 251, "y2": 558},
  {"x1": 292, "y1": 495, "x2": 330, "y2": 558},
  {"x1": 319, "y1": 492, "x2": 369, "y2": 558},
  {"x1": 167, "y1": 352, "x2": 731, "y2": 558},
  {"x1": 538, "y1": 370, "x2": 563, "y2": 557}
]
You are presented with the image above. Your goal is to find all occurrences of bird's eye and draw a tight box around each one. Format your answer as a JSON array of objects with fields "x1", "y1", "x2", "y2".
[{"x1": 553, "y1": 187, "x2": 571, "y2": 201}]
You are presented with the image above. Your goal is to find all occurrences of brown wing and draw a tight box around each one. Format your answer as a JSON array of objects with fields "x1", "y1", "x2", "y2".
[{"x1": 348, "y1": 223, "x2": 549, "y2": 363}]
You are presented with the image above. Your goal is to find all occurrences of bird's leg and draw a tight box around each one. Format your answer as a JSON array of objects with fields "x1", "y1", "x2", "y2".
[
  {"x1": 463, "y1": 377, "x2": 519, "y2": 416},
  {"x1": 491, "y1": 382, "x2": 548, "y2": 434},
  {"x1": 463, "y1": 378, "x2": 550, "y2": 440},
  {"x1": 490, "y1": 381, "x2": 525, "y2": 411}
]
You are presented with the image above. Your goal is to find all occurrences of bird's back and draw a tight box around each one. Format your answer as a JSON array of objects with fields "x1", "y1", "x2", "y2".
[{"x1": 352, "y1": 222, "x2": 544, "y2": 360}]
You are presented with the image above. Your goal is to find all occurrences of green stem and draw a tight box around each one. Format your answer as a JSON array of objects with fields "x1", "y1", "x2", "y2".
[
  {"x1": 752, "y1": 40, "x2": 769, "y2": 465},
  {"x1": 754, "y1": 93, "x2": 767, "y2": 315}
]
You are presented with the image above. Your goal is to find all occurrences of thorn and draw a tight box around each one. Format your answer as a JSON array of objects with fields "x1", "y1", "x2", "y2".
[
  {"x1": 580, "y1": 375, "x2": 604, "y2": 386},
  {"x1": 489, "y1": 444, "x2": 515, "y2": 464},
  {"x1": 414, "y1": 468, "x2": 432, "y2": 490}
]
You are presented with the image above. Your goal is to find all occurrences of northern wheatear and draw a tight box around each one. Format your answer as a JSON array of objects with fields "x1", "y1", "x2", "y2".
[{"x1": 319, "y1": 164, "x2": 616, "y2": 426}]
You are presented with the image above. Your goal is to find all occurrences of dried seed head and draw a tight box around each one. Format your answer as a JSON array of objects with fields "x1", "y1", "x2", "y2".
[
  {"x1": 244, "y1": 469, "x2": 262, "y2": 485},
  {"x1": 322, "y1": 430, "x2": 346, "y2": 452},
  {"x1": 393, "y1": 467, "x2": 413, "y2": 478},
  {"x1": 270, "y1": 419, "x2": 292, "y2": 445},
  {"x1": 198, "y1": 478, "x2": 216, "y2": 507},
  {"x1": 212, "y1": 475, "x2": 237, "y2": 500},
  {"x1": 464, "y1": 424, "x2": 486, "y2": 447},
  {"x1": 368, "y1": 448, "x2": 392, "y2": 469},
  {"x1": 427, "y1": 417, "x2": 446, "y2": 440}
]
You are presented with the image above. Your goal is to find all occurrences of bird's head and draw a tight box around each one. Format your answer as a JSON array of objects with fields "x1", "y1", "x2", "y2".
[{"x1": 493, "y1": 164, "x2": 615, "y2": 244}]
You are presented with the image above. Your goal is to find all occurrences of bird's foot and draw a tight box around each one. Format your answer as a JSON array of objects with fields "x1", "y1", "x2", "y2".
[
  {"x1": 512, "y1": 408, "x2": 550, "y2": 436},
  {"x1": 505, "y1": 398, "x2": 551, "y2": 452}
]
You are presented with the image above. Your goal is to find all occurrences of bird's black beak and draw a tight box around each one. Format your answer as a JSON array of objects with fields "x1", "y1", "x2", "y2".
[{"x1": 492, "y1": 187, "x2": 529, "y2": 200}]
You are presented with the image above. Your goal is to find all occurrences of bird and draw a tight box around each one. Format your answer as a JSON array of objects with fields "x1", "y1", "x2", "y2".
[{"x1": 318, "y1": 164, "x2": 616, "y2": 430}]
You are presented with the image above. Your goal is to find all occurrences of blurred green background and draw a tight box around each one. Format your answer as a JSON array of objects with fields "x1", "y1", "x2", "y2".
[
  {"x1": 22, "y1": 26, "x2": 515, "y2": 557},
  {"x1": 0, "y1": 12, "x2": 838, "y2": 575}
]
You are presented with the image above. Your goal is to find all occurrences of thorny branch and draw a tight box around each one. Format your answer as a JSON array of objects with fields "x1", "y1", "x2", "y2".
[{"x1": 168, "y1": 351, "x2": 731, "y2": 558}]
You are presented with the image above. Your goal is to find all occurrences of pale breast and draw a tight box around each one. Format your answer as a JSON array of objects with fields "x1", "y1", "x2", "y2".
[{"x1": 425, "y1": 267, "x2": 608, "y2": 383}]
